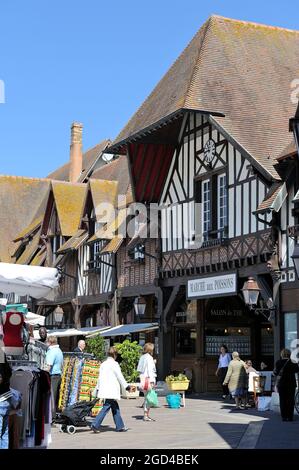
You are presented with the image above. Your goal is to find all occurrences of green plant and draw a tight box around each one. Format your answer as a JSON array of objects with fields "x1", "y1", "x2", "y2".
[
  {"x1": 165, "y1": 374, "x2": 189, "y2": 382},
  {"x1": 85, "y1": 335, "x2": 106, "y2": 362},
  {"x1": 114, "y1": 339, "x2": 142, "y2": 383}
]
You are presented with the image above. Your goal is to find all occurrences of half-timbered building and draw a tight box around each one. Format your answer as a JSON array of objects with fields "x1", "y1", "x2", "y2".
[{"x1": 107, "y1": 15, "x2": 299, "y2": 390}]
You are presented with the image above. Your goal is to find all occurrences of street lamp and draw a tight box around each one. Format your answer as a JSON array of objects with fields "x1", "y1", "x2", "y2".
[
  {"x1": 134, "y1": 297, "x2": 146, "y2": 316},
  {"x1": 289, "y1": 102, "x2": 299, "y2": 156},
  {"x1": 241, "y1": 277, "x2": 260, "y2": 309},
  {"x1": 242, "y1": 277, "x2": 276, "y2": 323},
  {"x1": 54, "y1": 305, "x2": 64, "y2": 325}
]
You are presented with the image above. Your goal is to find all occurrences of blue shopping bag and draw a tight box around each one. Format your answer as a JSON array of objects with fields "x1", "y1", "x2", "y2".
[{"x1": 166, "y1": 394, "x2": 181, "y2": 409}]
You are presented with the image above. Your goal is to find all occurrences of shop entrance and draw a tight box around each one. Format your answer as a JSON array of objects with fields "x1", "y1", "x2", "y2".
[{"x1": 204, "y1": 296, "x2": 274, "y2": 392}]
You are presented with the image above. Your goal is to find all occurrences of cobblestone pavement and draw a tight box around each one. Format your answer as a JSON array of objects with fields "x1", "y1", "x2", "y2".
[{"x1": 50, "y1": 394, "x2": 280, "y2": 449}]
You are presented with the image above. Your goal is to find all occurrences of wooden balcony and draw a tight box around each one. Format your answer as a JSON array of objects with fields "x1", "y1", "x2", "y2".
[{"x1": 161, "y1": 229, "x2": 273, "y2": 278}]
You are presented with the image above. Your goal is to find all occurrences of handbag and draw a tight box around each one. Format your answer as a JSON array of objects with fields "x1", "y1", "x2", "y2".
[{"x1": 140, "y1": 375, "x2": 151, "y2": 392}]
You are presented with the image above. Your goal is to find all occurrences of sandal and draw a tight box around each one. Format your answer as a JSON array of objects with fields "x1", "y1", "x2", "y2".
[{"x1": 143, "y1": 416, "x2": 156, "y2": 422}]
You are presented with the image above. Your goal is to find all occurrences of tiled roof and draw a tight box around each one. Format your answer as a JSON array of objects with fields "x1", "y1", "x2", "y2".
[
  {"x1": 88, "y1": 208, "x2": 127, "y2": 243},
  {"x1": 57, "y1": 229, "x2": 88, "y2": 254},
  {"x1": 89, "y1": 179, "x2": 119, "y2": 222},
  {"x1": 112, "y1": 15, "x2": 299, "y2": 180},
  {"x1": 255, "y1": 182, "x2": 287, "y2": 214},
  {"x1": 100, "y1": 236, "x2": 124, "y2": 254},
  {"x1": 52, "y1": 181, "x2": 87, "y2": 236},
  {"x1": 16, "y1": 230, "x2": 42, "y2": 265},
  {"x1": 47, "y1": 140, "x2": 111, "y2": 182},
  {"x1": 30, "y1": 247, "x2": 47, "y2": 266},
  {"x1": 0, "y1": 175, "x2": 51, "y2": 262},
  {"x1": 13, "y1": 215, "x2": 43, "y2": 242},
  {"x1": 277, "y1": 141, "x2": 297, "y2": 161},
  {"x1": 92, "y1": 155, "x2": 131, "y2": 197}
]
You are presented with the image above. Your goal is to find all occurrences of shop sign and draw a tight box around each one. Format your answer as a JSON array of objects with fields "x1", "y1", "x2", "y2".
[{"x1": 187, "y1": 273, "x2": 237, "y2": 299}]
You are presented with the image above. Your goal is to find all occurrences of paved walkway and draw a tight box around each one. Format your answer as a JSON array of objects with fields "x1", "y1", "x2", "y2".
[{"x1": 49, "y1": 394, "x2": 299, "y2": 449}]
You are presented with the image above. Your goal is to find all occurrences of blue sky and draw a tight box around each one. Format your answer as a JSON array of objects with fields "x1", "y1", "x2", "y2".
[{"x1": 0, "y1": 0, "x2": 298, "y2": 177}]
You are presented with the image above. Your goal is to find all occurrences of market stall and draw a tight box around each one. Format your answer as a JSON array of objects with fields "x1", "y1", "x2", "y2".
[{"x1": 0, "y1": 263, "x2": 59, "y2": 449}]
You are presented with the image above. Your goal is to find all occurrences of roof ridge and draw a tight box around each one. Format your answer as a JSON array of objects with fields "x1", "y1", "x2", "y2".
[
  {"x1": 210, "y1": 14, "x2": 299, "y2": 34},
  {"x1": 0, "y1": 174, "x2": 51, "y2": 182},
  {"x1": 51, "y1": 180, "x2": 86, "y2": 187}
]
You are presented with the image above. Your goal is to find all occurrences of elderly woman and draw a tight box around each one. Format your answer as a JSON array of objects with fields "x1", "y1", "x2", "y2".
[{"x1": 223, "y1": 352, "x2": 247, "y2": 409}]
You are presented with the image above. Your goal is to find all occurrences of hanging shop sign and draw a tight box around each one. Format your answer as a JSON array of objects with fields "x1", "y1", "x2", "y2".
[{"x1": 187, "y1": 273, "x2": 237, "y2": 299}]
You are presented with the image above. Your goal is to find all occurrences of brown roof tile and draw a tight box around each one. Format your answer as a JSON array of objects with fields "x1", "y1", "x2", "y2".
[
  {"x1": 112, "y1": 15, "x2": 299, "y2": 180},
  {"x1": 51, "y1": 181, "x2": 87, "y2": 236},
  {"x1": 92, "y1": 156, "x2": 130, "y2": 197},
  {"x1": 0, "y1": 175, "x2": 50, "y2": 262}
]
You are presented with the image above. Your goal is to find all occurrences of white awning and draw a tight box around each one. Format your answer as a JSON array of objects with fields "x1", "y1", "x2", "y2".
[
  {"x1": 24, "y1": 311, "x2": 46, "y2": 326},
  {"x1": 98, "y1": 323, "x2": 159, "y2": 338},
  {"x1": 36, "y1": 325, "x2": 110, "y2": 338},
  {"x1": 0, "y1": 263, "x2": 59, "y2": 300}
]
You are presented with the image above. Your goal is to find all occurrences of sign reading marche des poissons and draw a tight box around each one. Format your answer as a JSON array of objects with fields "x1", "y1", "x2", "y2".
[{"x1": 188, "y1": 273, "x2": 237, "y2": 299}]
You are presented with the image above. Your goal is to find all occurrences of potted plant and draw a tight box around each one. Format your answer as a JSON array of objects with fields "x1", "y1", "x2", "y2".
[
  {"x1": 165, "y1": 373, "x2": 190, "y2": 391},
  {"x1": 114, "y1": 340, "x2": 142, "y2": 398}
]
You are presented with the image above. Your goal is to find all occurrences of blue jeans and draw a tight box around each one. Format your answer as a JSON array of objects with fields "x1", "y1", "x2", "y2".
[
  {"x1": 92, "y1": 399, "x2": 125, "y2": 431},
  {"x1": 0, "y1": 400, "x2": 10, "y2": 449}
]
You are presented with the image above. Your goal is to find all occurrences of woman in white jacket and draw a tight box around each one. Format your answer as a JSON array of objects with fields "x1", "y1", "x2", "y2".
[
  {"x1": 91, "y1": 347, "x2": 132, "y2": 433},
  {"x1": 137, "y1": 343, "x2": 157, "y2": 422}
]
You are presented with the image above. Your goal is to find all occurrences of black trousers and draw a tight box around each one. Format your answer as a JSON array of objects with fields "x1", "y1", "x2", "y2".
[
  {"x1": 279, "y1": 386, "x2": 296, "y2": 420},
  {"x1": 219, "y1": 367, "x2": 229, "y2": 395}
]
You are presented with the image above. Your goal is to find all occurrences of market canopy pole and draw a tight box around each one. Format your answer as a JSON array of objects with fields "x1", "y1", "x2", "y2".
[{"x1": 0, "y1": 262, "x2": 60, "y2": 300}]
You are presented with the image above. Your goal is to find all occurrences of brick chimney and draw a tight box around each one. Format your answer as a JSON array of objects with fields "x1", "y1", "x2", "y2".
[{"x1": 69, "y1": 122, "x2": 83, "y2": 182}]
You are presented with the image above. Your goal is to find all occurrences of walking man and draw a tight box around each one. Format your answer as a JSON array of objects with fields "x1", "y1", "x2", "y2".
[{"x1": 91, "y1": 346, "x2": 132, "y2": 433}]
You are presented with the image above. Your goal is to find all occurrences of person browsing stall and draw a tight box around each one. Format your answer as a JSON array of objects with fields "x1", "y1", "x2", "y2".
[{"x1": 45, "y1": 336, "x2": 63, "y2": 418}]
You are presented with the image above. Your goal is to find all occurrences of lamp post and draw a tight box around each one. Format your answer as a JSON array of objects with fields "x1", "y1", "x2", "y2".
[{"x1": 54, "y1": 305, "x2": 64, "y2": 326}]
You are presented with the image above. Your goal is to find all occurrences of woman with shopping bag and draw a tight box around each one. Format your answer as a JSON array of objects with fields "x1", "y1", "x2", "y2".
[{"x1": 137, "y1": 343, "x2": 157, "y2": 422}]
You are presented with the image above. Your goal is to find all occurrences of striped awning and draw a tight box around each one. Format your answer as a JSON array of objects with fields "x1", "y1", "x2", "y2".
[{"x1": 57, "y1": 229, "x2": 88, "y2": 254}]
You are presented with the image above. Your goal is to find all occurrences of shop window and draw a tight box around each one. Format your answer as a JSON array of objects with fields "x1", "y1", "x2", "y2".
[
  {"x1": 175, "y1": 327, "x2": 197, "y2": 355},
  {"x1": 261, "y1": 325, "x2": 274, "y2": 356},
  {"x1": 284, "y1": 313, "x2": 298, "y2": 349},
  {"x1": 205, "y1": 326, "x2": 251, "y2": 356},
  {"x1": 175, "y1": 300, "x2": 197, "y2": 324}
]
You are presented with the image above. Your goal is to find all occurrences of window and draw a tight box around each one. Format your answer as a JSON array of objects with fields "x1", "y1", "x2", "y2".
[
  {"x1": 174, "y1": 300, "x2": 197, "y2": 356},
  {"x1": 284, "y1": 313, "x2": 298, "y2": 349},
  {"x1": 196, "y1": 173, "x2": 228, "y2": 243},
  {"x1": 218, "y1": 174, "x2": 227, "y2": 232},
  {"x1": 202, "y1": 179, "x2": 211, "y2": 241},
  {"x1": 175, "y1": 328, "x2": 197, "y2": 355},
  {"x1": 51, "y1": 235, "x2": 63, "y2": 262}
]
